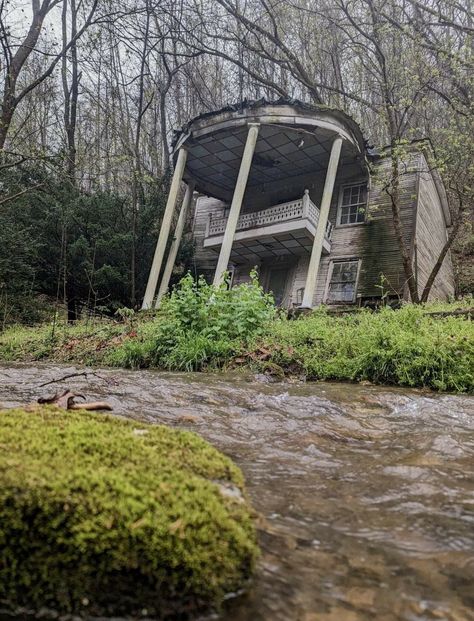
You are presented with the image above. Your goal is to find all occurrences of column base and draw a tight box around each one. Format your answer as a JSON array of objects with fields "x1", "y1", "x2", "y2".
[{"x1": 293, "y1": 305, "x2": 313, "y2": 317}]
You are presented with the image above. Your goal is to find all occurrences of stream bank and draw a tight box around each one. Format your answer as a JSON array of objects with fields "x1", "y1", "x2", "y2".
[
  {"x1": 1, "y1": 363, "x2": 473, "y2": 621},
  {"x1": 1, "y1": 300, "x2": 472, "y2": 393}
]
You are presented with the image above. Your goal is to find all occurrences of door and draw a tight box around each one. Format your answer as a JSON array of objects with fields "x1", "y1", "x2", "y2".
[{"x1": 266, "y1": 267, "x2": 289, "y2": 306}]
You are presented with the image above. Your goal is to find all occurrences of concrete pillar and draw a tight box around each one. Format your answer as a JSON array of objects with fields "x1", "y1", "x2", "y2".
[
  {"x1": 213, "y1": 123, "x2": 260, "y2": 287},
  {"x1": 142, "y1": 147, "x2": 188, "y2": 309},
  {"x1": 301, "y1": 136, "x2": 343, "y2": 308},
  {"x1": 155, "y1": 182, "x2": 195, "y2": 307}
]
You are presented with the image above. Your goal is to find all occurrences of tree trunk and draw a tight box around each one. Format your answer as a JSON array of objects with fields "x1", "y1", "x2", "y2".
[
  {"x1": 0, "y1": 0, "x2": 52, "y2": 150},
  {"x1": 130, "y1": 0, "x2": 151, "y2": 308},
  {"x1": 159, "y1": 89, "x2": 170, "y2": 173},
  {"x1": 62, "y1": 0, "x2": 79, "y2": 182}
]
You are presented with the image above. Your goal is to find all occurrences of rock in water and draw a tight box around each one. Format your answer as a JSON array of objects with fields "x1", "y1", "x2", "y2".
[{"x1": 0, "y1": 406, "x2": 258, "y2": 618}]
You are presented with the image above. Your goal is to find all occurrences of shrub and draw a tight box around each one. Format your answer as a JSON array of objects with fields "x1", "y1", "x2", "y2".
[
  {"x1": 109, "y1": 272, "x2": 276, "y2": 370},
  {"x1": 0, "y1": 407, "x2": 258, "y2": 617}
]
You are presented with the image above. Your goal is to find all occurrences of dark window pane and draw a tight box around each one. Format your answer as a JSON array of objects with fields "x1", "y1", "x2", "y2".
[
  {"x1": 332, "y1": 263, "x2": 343, "y2": 277},
  {"x1": 341, "y1": 283, "x2": 355, "y2": 301},
  {"x1": 328, "y1": 261, "x2": 358, "y2": 303},
  {"x1": 342, "y1": 188, "x2": 352, "y2": 205},
  {"x1": 340, "y1": 265, "x2": 357, "y2": 281},
  {"x1": 339, "y1": 184, "x2": 367, "y2": 225}
]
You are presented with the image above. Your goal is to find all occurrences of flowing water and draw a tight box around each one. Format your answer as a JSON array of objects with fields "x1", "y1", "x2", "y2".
[{"x1": 1, "y1": 364, "x2": 474, "y2": 621}]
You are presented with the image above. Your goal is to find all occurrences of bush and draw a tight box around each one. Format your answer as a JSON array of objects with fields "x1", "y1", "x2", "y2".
[
  {"x1": 0, "y1": 407, "x2": 258, "y2": 617},
  {"x1": 108, "y1": 272, "x2": 276, "y2": 371}
]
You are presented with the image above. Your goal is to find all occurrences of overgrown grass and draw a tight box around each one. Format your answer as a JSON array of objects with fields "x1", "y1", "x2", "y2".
[
  {"x1": 0, "y1": 319, "x2": 126, "y2": 365},
  {"x1": 251, "y1": 305, "x2": 473, "y2": 393},
  {"x1": 0, "y1": 276, "x2": 472, "y2": 393}
]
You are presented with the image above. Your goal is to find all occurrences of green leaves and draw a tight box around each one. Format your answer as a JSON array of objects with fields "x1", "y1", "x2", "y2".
[
  {"x1": 108, "y1": 272, "x2": 276, "y2": 371},
  {"x1": 252, "y1": 303, "x2": 474, "y2": 393},
  {"x1": 0, "y1": 163, "x2": 171, "y2": 325}
]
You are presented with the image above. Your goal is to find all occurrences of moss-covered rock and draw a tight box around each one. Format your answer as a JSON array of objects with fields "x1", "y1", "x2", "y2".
[{"x1": 0, "y1": 407, "x2": 258, "y2": 618}]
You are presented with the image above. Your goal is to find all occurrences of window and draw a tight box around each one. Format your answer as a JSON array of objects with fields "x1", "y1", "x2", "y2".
[
  {"x1": 338, "y1": 183, "x2": 367, "y2": 225},
  {"x1": 326, "y1": 260, "x2": 360, "y2": 303}
]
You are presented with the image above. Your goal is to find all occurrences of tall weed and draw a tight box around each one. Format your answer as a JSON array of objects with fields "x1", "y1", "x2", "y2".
[{"x1": 109, "y1": 272, "x2": 276, "y2": 370}]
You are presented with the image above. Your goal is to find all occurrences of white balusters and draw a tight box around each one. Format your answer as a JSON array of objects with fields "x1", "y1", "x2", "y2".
[{"x1": 205, "y1": 192, "x2": 331, "y2": 240}]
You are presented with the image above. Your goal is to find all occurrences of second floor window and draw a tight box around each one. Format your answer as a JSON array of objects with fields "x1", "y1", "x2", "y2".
[{"x1": 338, "y1": 183, "x2": 367, "y2": 225}]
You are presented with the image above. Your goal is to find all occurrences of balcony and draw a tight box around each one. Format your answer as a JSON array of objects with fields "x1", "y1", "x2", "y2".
[{"x1": 203, "y1": 191, "x2": 332, "y2": 262}]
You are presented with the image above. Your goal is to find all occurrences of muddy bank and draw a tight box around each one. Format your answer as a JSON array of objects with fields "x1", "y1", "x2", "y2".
[{"x1": 1, "y1": 363, "x2": 473, "y2": 621}]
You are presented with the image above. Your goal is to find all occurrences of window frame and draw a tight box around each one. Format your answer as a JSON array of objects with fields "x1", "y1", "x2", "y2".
[
  {"x1": 336, "y1": 182, "x2": 368, "y2": 227},
  {"x1": 324, "y1": 258, "x2": 362, "y2": 305}
]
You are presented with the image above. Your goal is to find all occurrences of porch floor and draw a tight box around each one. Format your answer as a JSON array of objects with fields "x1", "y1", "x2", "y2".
[{"x1": 203, "y1": 195, "x2": 331, "y2": 264}]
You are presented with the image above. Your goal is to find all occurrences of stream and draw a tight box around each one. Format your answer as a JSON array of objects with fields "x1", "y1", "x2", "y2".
[{"x1": 1, "y1": 363, "x2": 474, "y2": 621}]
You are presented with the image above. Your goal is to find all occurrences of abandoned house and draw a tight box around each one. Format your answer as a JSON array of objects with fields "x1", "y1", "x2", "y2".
[{"x1": 142, "y1": 99, "x2": 455, "y2": 309}]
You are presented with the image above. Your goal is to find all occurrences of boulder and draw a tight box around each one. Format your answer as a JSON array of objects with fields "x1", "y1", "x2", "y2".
[{"x1": 0, "y1": 407, "x2": 258, "y2": 618}]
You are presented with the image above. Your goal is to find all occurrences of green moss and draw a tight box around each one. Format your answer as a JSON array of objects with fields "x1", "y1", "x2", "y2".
[{"x1": 0, "y1": 407, "x2": 258, "y2": 617}]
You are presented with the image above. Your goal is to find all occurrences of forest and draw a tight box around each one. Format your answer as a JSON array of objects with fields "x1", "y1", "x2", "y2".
[{"x1": 0, "y1": 0, "x2": 472, "y2": 327}]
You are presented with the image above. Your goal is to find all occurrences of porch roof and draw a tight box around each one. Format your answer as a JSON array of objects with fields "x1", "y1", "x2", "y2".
[{"x1": 172, "y1": 98, "x2": 369, "y2": 202}]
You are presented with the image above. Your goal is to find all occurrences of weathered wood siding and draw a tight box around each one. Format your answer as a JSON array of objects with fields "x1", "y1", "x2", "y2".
[
  {"x1": 310, "y1": 154, "x2": 419, "y2": 304},
  {"x1": 191, "y1": 150, "x2": 453, "y2": 304},
  {"x1": 192, "y1": 195, "x2": 224, "y2": 272},
  {"x1": 414, "y1": 153, "x2": 455, "y2": 300}
]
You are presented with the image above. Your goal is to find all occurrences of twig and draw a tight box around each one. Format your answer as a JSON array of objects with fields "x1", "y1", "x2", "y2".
[
  {"x1": 69, "y1": 402, "x2": 113, "y2": 411},
  {"x1": 37, "y1": 371, "x2": 108, "y2": 388}
]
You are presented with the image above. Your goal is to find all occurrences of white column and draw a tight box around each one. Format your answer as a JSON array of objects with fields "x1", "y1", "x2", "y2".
[
  {"x1": 301, "y1": 136, "x2": 343, "y2": 308},
  {"x1": 142, "y1": 147, "x2": 188, "y2": 309},
  {"x1": 213, "y1": 123, "x2": 260, "y2": 287},
  {"x1": 155, "y1": 182, "x2": 195, "y2": 307}
]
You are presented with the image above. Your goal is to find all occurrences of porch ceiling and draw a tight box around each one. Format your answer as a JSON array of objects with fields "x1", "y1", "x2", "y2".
[
  {"x1": 206, "y1": 229, "x2": 327, "y2": 266},
  {"x1": 174, "y1": 100, "x2": 368, "y2": 202}
]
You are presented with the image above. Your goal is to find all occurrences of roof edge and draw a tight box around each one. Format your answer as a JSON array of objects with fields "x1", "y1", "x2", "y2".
[{"x1": 171, "y1": 97, "x2": 369, "y2": 156}]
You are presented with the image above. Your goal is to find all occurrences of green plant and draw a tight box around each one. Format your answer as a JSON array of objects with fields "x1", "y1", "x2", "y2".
[
  {"x1": 253, "y1": 304, "x2": 473, "y2": 392},
  {"x1": 115, "y1": 306, "x2": 137, "y2": 332},
  {"x1": 110, "y1": 271, "x2": 276, "y2": 371},
  {"x1": 163, "y1": 270, "x2": 275, "y2": 338},
  {"x1": 1, "y1": 298, "x2": 472, "y2": 393}
]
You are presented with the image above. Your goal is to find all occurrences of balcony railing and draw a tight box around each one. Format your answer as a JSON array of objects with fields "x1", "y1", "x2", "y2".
[{"x1": 205, "y1": 190, "x2": 333, "y2": 241}]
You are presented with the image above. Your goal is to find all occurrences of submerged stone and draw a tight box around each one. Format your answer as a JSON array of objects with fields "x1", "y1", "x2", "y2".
[{"x1": 0, "y1": 407, "x2": 258, "y2": 618}]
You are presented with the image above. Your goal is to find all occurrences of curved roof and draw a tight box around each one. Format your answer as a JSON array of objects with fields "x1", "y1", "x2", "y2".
[{"x1": 172, "y1": 98, "x2": 369, "y2": 201}]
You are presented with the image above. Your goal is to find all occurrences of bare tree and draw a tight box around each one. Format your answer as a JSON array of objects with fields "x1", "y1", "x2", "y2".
[{"x1": 0, "y1": 0, "x2": 100, "y2": 151}]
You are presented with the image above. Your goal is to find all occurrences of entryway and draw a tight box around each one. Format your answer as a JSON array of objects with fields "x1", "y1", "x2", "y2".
[{"x1": 265, "y1": 266, "x2": 291, "y2": 306}]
